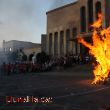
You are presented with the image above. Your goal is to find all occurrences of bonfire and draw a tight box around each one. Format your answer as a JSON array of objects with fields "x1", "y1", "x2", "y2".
[{"x1": 78, "y1": 13, "x2": 110, "y2": 84}]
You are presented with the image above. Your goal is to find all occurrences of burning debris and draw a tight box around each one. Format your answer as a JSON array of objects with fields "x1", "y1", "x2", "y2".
[{"x1": 78, "y1": 13, "x2": 110, "y2": 84}]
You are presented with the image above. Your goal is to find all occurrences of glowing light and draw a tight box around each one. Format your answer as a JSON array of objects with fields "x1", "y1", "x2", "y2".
[{"x1": 9, "y1": 48, "x2": 12, "y2": 52}]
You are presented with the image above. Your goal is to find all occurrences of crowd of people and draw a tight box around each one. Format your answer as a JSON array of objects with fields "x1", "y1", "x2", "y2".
[{"x1": 0, "y1": 54, "x2": 92, "y2": 76}]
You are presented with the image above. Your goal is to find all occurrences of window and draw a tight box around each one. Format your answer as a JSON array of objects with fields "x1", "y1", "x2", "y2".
[
  {"x1": 60, "y1": 31, "x2": 64, "y2": 56},
  {"x1": 88, "y1": 0, "x2": 93, "y2": 31},
  {"x1": 54, "y1": 32, "x2": 58, "y2": 56},
  {"x1": 95, "y1": 2, "x2": 101, "y2": 19},
  {"x1": 80, "y1": 6, "x2": 86, "y2": 32}
]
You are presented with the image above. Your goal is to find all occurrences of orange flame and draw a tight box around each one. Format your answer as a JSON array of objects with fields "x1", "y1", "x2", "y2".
[{"x1": 78, "y1": 13, "x2": 110, "y2": 84}]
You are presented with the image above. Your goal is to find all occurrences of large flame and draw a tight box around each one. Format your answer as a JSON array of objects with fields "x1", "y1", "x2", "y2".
[{"x1": 78, "y1": 13, "x2": 110, "y2": 84}]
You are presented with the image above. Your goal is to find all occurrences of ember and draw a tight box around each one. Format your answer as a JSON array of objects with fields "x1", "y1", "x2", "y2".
[{"x1": 78, "y1": 13, "x2": 110, "y2": 84}]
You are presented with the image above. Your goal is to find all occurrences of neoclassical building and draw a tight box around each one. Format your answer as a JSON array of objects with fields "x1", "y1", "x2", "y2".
[{"x1": 46, "y1": 0, "x2": 110, "y2": 57}]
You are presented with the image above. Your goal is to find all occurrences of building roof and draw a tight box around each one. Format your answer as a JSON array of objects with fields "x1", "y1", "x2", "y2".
[
  {"x1": 46, "y1": 1, "x2": 78, "y2": 14},
  {"x1": 3, "y1": 40, "x2": 41, "y2": 50},
  {"x1": 4, "y1": 40, "x2": 41, "y2": 45}
]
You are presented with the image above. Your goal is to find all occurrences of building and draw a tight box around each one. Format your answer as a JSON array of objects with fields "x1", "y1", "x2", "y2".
[
  {"x1": 23, "y1": 46, "x2": 41, "y2": 58},
  {"x1": 3, "y1": 40, "x2": 41, "y2": 53},
  {"x1": 41, "y1": 34, "x2": 47, "y2": 53},
  {"x1": 46, "y1": 0, "x2": 110, "y2": 57},
  {"x1": 3, "y1": 40, "x2": 41, "y2": 61}
]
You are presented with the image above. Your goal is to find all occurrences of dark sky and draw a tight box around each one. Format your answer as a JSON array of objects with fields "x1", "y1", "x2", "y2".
[{"x1": 0, "y1": 0, "x2": 77, "y2": 47}]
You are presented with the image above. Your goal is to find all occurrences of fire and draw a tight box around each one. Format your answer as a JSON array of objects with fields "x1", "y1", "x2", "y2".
[{"x1": 78, "y1": 13, "x2": 110, "y2": 84}]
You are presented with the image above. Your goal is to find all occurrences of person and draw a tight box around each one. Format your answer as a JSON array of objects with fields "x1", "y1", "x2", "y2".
[
  {"x1": 32, "y1": 56, "x2": 36, "y2": 64},
  {"x1": 64, "y1": 56, "x2": 67, "y2": 69},
  {"x1": 79, "y1": 54, "x2": 83, "y2": 64},
  {"x1": 7, "y1": 63, "x2": 11, "y2": 76}
]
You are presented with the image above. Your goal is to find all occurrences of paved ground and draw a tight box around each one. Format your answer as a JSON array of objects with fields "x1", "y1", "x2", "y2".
[{"x1": 0, "y1": 64, "x2": 110, "y2": 110}]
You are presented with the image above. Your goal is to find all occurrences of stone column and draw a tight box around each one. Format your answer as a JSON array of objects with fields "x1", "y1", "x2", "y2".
[
  {"x1": 77, "y1": 44, "x2": 80, "y2": 54},
  {"x1": 60, "y1": 30, "x2": 65, "y2": 57},
  {"x1": 73, "y1": 42, "x2": 76, "y2": 54},
  {"x1": 52, "y1": 33, "x2": 54, "y2": 56},
  {"x1": 58, "y1": 32, "x2": 60, "y2": 57}
]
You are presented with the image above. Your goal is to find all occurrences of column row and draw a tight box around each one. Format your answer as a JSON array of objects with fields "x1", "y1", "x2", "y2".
[{"x1": 48, "y1": 28, "x2": 77, "y2": 57}]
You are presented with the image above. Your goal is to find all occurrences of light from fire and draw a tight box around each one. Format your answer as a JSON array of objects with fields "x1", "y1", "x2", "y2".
[{"x1": 78, "y1": 13, "x2": 110, "y2": 84}]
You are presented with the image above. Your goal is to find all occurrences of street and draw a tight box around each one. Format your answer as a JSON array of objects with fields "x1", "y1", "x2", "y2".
[{"x1": 0, "y1": 64, "x2": 110, "y2": 110}]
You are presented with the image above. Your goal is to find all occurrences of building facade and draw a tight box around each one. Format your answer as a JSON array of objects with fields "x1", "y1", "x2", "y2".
[
  {"x1": 3, "y1": 40, "x2": 41, "y2": 53},
  {"x1": 41, "y1": 34, "x2": 47, "y2": 52},
  {"x1": 3, "y1": 40, "x2": 41, "y2": 61},
  {"x1": 23, "y1": 47, "x2": 41, "y2": 58},
  {"x1": 46, "y1": 0, "x2": 110, "y2": 57}
]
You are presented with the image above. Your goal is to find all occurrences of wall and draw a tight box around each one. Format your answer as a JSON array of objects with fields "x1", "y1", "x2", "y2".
[{"x1": 46, "y1": 0, "x2": 105, "y2": 57}]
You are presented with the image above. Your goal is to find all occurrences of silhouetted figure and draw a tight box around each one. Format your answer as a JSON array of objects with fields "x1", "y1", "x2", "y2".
[{"x1": 7, "y1": 63, "x2": 11, "y2": 76}]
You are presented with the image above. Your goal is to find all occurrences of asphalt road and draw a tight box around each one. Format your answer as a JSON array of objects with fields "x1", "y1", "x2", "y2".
[{"x1": 0, "y1": 64, "x2": 110, "y2": 110}]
